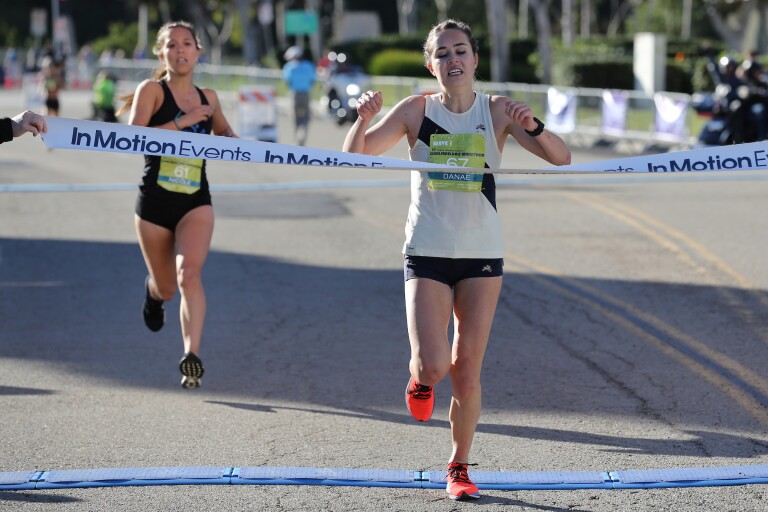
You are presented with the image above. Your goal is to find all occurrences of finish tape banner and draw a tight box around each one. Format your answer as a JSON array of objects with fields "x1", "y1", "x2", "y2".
[{"x1": 40, "y1": 116, "x2": 768, "y2": 175}]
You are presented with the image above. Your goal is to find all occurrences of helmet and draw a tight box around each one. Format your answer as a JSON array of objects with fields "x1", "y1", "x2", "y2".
[
  {"x1": 740, "y1": 59, "x2": 766, "y2": 84},
  {"x1": 719, "y1": 55, "x2": 738, "y2": 74},
  {"x1": 741, "y1": 59, "x2": 763, "y2": 74},
  {"x1": 284, "y1": 46, "x2": 303, "y2": 61}
]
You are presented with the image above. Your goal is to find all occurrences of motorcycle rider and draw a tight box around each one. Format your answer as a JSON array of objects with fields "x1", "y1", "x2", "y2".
[
  {"x1": 702, "y1": 55, "x2": 757, "y2": 144},
  {"x1": 320, "y1": 52, "x2": 371, "y2": 125},
  {"x1": 736, "y1": 57, "x2": 768, "y2": 141},
  {"x1": 710, "y1": 55, "x2": 743, "y2": 107}
]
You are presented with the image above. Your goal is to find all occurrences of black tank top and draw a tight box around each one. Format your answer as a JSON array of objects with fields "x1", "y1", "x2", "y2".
[{"x1": 139, "y1": 80, "x2": 213, "y2": 201}]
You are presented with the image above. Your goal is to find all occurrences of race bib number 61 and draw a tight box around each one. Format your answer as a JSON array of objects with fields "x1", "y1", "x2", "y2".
[{"x1": 158, "y1": 156, "x2": 203, "y2": 194}]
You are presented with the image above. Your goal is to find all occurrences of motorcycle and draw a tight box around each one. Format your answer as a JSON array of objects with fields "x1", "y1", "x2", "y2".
[
  {"x1": 695, "y1": 86, "x2": 768, "y2": 146},
  {"x1": 694, "y1": 62, "x2": 768, "y2": 146},
  {"x1": 692, "y1": 86, "x2": 733, "y2": 146},
  {"x1": 319, "y1": 53, "x2": 371, "y2": 125}
]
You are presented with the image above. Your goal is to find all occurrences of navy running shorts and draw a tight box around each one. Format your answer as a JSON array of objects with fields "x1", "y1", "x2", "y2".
[{"x1": 404, "y1": 255, "x2": 503, "y2": 287}]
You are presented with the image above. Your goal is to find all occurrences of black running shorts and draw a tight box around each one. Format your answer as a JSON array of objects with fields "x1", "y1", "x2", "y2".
[
  {"x1": 404, "y1": 255, "x2": 503, "y2": 287},
  {"x1": 135, "y1": 193, "x2": 212, "y2": 232}
]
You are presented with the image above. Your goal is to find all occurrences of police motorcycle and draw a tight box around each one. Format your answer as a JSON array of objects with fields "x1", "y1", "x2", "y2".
[
  {"x1": 695, "y1": 56, "x2": 768, "y2": 145},
  {"x1": 692, "y1": 85, "x2": 736, "y2": 146},
  {"x1": 319, "y1": 52, "x2": 371, "y2": 125}
]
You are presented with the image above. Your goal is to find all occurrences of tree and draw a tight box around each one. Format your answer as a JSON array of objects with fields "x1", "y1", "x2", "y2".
[
  {"x1": 486, "y1": 0, "x2": 509, "y2": 82},
  {"x1": 185, "y1": 0, "x2": 236, "y2": 65},
  {"x1": 236, "y1": 0, "x2": 258, "y2": 65},
  {"x1": 398, "y1": 0, "x2": 418, "y2": 35},
  {"x1": 562, "y1": 0, "x2": 573, "y2": 46},
  {"x1": 704, "y1": 0, "x2": 768, "y2": 53},
  {"x1": 606, "y1": 0, "x2": 640, "y2": 36},
  {"x1": 528, "y1": 0, "x2": 553, "y2": 84},
  {"x1": 581, "y1": 0, "x2": 592, "y2": 37},
  {"x1": 435, "y1": 0, "x2": 453, "y2": 21}
]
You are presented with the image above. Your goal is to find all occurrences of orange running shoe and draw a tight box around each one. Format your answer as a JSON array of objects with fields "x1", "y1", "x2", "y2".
[
  {"x1": 405, "y1": 377, "x2": 434, "y2": 422},
  {"x1": 446, "y1": 462, "x2": 480, "y2": 500}
]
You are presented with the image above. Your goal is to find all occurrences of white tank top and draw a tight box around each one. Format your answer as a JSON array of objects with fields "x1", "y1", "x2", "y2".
[{"x1": 405, "y1": 92, "x2": 504, "y2": 258}]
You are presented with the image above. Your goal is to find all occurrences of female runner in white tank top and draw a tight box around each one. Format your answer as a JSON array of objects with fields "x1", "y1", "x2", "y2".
[{"x1": 343, "y1": 19, "x2": 571, "y2": 501}]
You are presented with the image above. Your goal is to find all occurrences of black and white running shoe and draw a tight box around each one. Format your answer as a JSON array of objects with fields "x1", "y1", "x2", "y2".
[{"x1": 179, "y1": 352, "x2": 205, "y2": 389}]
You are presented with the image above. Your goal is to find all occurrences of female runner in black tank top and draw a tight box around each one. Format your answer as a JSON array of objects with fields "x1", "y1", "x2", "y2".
[
  {"x1": 135, "y1": 80, "x2": 214, "y2": 230},
  {"x1": 118, "y1": 20, "x2": 236, "y2": 389}
]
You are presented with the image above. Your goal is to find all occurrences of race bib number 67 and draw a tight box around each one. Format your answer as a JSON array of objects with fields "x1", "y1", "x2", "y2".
[{"x1": 427, "y1": 133, "x2": 485, "y2": 192}]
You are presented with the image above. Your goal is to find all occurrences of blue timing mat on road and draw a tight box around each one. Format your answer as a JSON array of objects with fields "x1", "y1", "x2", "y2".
[
  {"x1": 0, "y1": 471, "x2": 37, "y2": 490},
  {"x1": 425, "y1": 469, "x2": 613, "y2": 490},
  {"x1": 26, "y1": 467, "x2": 232, "y2": 490},
  {"x1": 3, "y1": 465, "x2": 768, "y2": 491},
  {"x1": 233, "y1": 467, "x2": 422, "y2": 488},
  {"x1": 611, "y1": 465, "x2": 768, "y2": 489}
]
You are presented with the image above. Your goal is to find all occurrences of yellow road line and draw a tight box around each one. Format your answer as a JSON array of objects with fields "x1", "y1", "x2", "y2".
[
  {"x1": 564, "y1": 190, "x2": 768, "y2": 346},
  {"x1": 504, "y1": 254, "x2": 768, "y2": 429}
]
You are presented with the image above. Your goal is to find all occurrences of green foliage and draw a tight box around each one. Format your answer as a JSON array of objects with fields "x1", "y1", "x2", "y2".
[
  {"x1": 667, "y1": 39, "x2": 727, "y2": 60},
  {"x1": 1, "y1": 26, "x2": 18, "y2": 47},
  {"x1": 330, "y1": 34, "x2": 425, "y2": 72},
  {"x1": 550, "y1": 57, "x2": 696, "y2": 93},
  {"x1": 508, "y1": 39, "x2": 539, "y2": 83},
  {"x1": 691, "y1": 58, "x2": 717, "y2": 92},
  {"x1": 90, "y1": 22, "x2": 139, "y2": 57},
  {"x1": 431, "y1": 0, "x2": 489, "y2": 34},
  {"x1": 563, "y1": 61, "x2": 635, "y2": 89},
  {"x1": 332, "y1": 34, "x2": 536, "y2": 83},
  {"x1": 625, "y1": 2, "x2": 675, "y2": 34},
  {"x1": 368, "y1": 49, "x2": 429, "y2": 78},
  {"x1": 544, "y1": 36, "x2": 634, "y2": 86},
  {"x1": 665, "y1": 62, "x2": 694, "y2": 94},
  {"x1": 474, "y1": 58, "x2": 492, "y2": 82},
  {"x1": 544, "y1": 34, "x2": 727, "y2": 92},
  {"x1": 560, "y1": 36, "x2": 635, "y2": 57},
  {"x1": 623, "y1": 0, "x2": 722, "y2": 40}
]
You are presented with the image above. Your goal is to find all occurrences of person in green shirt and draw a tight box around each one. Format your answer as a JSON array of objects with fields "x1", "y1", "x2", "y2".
[{"x1": 92, "y1": 70, "x2": 117, "y2": 122}]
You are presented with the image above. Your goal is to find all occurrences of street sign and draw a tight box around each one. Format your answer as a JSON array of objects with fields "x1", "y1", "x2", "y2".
[
  {"x1": 31, "y1": 9, "x2": 47, "y2": 37},
  {"x1": 285, "y1": 10, "x2": 318, "y2": 35}
]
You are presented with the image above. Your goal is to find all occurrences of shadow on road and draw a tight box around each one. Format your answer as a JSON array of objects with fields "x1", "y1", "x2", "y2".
[
  {"x1": 0, "y1": 491, "x2": 81, "y2": 504},
  {"x1": 3, "y1": 237, "x2": 768, "y2": 459}
]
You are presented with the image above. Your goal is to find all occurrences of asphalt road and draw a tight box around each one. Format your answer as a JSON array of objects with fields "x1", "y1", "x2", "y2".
[{"x1": 2, "y1": 89, "x2": 768, "y2": 511}]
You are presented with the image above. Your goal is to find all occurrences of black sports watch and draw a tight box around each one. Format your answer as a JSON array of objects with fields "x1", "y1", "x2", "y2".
[{"x1": 525, "y1": 117, "x2": 545, "y2": 137}]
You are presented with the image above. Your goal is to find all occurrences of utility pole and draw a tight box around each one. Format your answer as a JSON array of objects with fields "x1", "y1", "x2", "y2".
[
  {"x1": 562, "y1": 0, "x2": 572, "y2": 46},
  {"x1": 51, "y1": 0, "x2": 60, "y2": 57},
  {"x1": 682, "y1": 0, "x2": 692, "y2": 39},
  {"x1": 486, "y1": 0, "x2": 509, "y2": 82},
  {"x1": 137, "y1": 3, "x2": 148, "y2": 58},
  {"x1": 581, "y1": 0, "x2": 591, "y2": 38}
]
